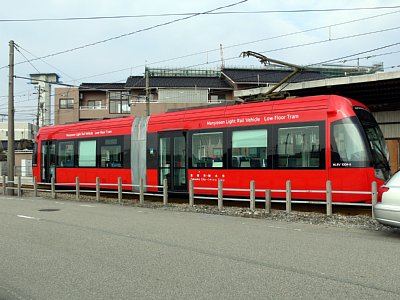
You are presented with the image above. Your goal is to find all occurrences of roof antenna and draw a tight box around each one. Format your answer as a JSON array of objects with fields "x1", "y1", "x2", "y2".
[{"x1": 220, "y1": 44, "x2": 225, "y2": 69}]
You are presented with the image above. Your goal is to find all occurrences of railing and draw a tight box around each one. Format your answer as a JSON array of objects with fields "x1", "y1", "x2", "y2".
[
  {"x1": 0, "y1": 176, "x2": 378, "y2": 217},
  {"x1": 79, "y1": 106, "x2": 108, "y2": 110}
]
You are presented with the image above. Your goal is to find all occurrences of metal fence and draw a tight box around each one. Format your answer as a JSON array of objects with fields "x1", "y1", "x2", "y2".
[{"x1": 1, "y1": 176, "x2": 378, "y2": 217}]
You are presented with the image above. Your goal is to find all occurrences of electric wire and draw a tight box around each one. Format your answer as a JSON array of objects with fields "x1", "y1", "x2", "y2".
[
  {"x1": 6, "y1": 36, "x2": 400, "y2": 109},
  {"x1": 0, "y1": 0, "x2": 248, "y2": 71},
  {"x1": 14, "y1": 44, "x2": 77, "y2": 82},
  {"x1": 3, "y1": 6, "x2": 400, "y2": 108},
  {"x1": 1, "y1": 5, "x2": 400, "y2": 22},
  {"x1": 1, "y1": 4, "x2": 398, "y2": 74},
  {"x1": 37, "y1": 9, "x2": 400, "y2": 85},
  {"x1": 13, "y1": 44, "x2": 41, "y2": 73}
]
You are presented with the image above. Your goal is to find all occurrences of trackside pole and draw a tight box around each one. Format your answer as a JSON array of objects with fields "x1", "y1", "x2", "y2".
[
  {"x1": 139, "y1": 178, "x2": 144, "y2": 205},
  {"x1": 218, "y1": 179, "x2": 223, "y2": 211},
  {"x1": 265, "y1": 189, "x2": 271, "y2": 213},
  {"x1": 75, "y1": 176, "x2": 80, "y2": 201},
  {"x1": 33, "y1": 176, "x2": 38, "y2": 198},
  {"x1": 2, "y1": 175, "x2": 6, "y2": 195},
  {"x1": 96, "y1": 177, "x2": 100, "y2": 202},
  {"x1": 51, "y1": 177, "x2": 56, "y2": 199},
  {"x1": 286, "y1": 180, "x2": 291, "y2": 214},
  {"x1": 189, "y1": 179, "x2": 194, "y2": 206},
  {"x1": 163, "y1": 178, "x2": 168, "y2": 206},
  {"x1": 371, "y1": 181, "x2": 378, "y2": 218},
  {"x1": 326, "y1": 180, "x2": 332, "y2": 216},
  {"x1": 250, "y1": 180, "x2": 255, "y2": 212},
  {"x1": 118, "y1": 177, "x2": 122, "y2": 205},
  {"x1": 17, "y1": 176, "x2": 21, "y2": 197}
]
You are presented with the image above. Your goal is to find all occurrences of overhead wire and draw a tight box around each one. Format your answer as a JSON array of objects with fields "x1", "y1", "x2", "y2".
[
  {"x1": 186, "y1": 26, "x2": 400, "y2": 69},
  {"x1": 4, "y1": 5, "x2": 400, "y2": 107},
  {"x1": 8, "y1": 32, "x2": 400, "y2": 107},
  {"x1": 2, "y1": 3, "x2": 399, "y2": 74},
  {"x1": 0, "y1": 0, "x2": 248, "y2": 71},
  {"x1": 43, "y1": 9, "x2": 400, "y2": 85},
  {"x1": 1, "y1": 0, "x2": 250, "y2": 108},
  {"x1": 4, "y1": 7, "x2": 400, "y2": 87},
  {"x1": 1, "y1": 5, "x2": 400, "y2": 22},
  {"x1": 14, "y1": 44, "x2": 77, "y2": 82},
  {"x1": 13, "y1": 44, "x2": 41, "y2": 73}
]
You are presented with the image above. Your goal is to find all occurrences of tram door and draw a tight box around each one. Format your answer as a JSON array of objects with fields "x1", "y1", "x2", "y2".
[
  {"x1": 41, "y1": 140, "x2": 56, "y2": 183},
  {"x1": 159, "y1": 132, "x2": 187, "y2": 192}
]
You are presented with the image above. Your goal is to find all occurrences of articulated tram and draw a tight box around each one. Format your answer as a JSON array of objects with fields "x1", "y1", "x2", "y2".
[{"x1": 32, "y1": 95, "x2": 391, "y2": 202}]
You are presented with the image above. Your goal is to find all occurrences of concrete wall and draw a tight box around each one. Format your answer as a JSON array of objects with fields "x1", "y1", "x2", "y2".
[{"x1": 0, "y1": 122, "x2": 36, "y2": 140}]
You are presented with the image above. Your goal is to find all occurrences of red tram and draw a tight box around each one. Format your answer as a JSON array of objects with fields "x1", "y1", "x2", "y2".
[{"x1": 32, "y1": 95, "x2": 391, "y2": 202}]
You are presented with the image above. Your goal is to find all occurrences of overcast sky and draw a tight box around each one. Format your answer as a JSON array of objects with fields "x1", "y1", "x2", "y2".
[{"x1": 1, "y1": 0, "x2": 400, "y2": 123}]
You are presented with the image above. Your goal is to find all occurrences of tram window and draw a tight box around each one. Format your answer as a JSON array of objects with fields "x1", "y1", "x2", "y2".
[
  {"x1": 100, "y1": 138, "x2": 122, "y2": 168},
  {"x1": 58, "y1": 141, "x2": 75, "y2": 167},
  {"x1": 232, "y1": 129, "x2": 267, "y2": 168},
  {"x1": 331, "y1": 119, "x2": 369, "y2": 167},
  {"x1": 78, "y1": 140, "x2": 96, "y2": 167},
  {"x1": 159, "y1": 137, "x2": 171, "y2": 181},
  {"x1": 277, "y1": 126, "x2": 320, "y2": 168},
  {"x1": 192, "y1": 132, "x2": 223, "y2": 168}
]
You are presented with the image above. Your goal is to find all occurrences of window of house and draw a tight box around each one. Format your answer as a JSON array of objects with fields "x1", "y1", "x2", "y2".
[
  {"x1": 60, "y1": 98, "x2": 74, "y2": 109},
  {"x1": 192, "y1": 132, "x2": 223, "y2": 168},
  {"x1": 209, "y1": 94, "x2": 225, "y2": 103},
  {"x1": 109, "y1": 91, "x2": 130, "y2": 114},
  {"x1": 88, "y1": 100, "x2": 102, "y2": 109}
]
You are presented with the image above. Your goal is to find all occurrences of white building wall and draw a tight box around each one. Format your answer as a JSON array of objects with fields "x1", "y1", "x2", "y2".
[
  {"x1": 0, "y1": 122, "x2": 37, "y2": 140},
  {"x1": 158, "y1": 89, "x2": 209, "y2": 103}
]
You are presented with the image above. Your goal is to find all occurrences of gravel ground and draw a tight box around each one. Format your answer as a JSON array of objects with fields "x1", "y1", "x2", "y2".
[{"x1": 23, "y1": 190, "x2": 400, "y2": 233}]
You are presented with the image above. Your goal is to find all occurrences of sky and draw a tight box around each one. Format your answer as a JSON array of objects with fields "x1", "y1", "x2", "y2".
[{"x1": 1, "y1": 0, "x2": 400, "y2": 123}]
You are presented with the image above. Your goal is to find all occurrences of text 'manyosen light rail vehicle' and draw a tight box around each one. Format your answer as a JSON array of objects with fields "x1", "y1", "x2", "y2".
[{"x1": 32, "y1": 95, "x2": 391, "y2": 203}]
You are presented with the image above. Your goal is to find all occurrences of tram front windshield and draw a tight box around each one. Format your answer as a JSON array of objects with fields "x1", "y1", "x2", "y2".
[{"x1": 354, "y1": 107, "x2": 391, "y2": 180}]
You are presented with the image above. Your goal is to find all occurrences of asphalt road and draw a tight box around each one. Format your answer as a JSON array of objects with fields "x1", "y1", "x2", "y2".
[{"x1": 1, "y1": 195, "x2": 400, "y2": 300}]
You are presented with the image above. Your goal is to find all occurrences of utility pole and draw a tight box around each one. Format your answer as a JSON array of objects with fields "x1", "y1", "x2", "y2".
[
  {"x1": 8, "y1": 40, "x2": 15, "y2": 195},
  {"x1": 36, "y1": 86, "x2": 41, "y2": 129},
  {"x1": 145, "y1": 67, "x2": 150, "y2": 116}
]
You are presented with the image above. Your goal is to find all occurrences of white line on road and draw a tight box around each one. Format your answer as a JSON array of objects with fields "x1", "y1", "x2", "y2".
[
  {"x1": 80, "y1": 204, "x2": 96, "y2": 207},
  {"x1": 267, "y1": 225, "x2": 302, "y2": 231},
  {"x1": 17, "y1": 215, "x2": 39, "y2": 220}
]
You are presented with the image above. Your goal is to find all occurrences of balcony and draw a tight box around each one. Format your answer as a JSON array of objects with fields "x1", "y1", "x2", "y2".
[{"x1": 79, "y1": 106, "x2": 109, "y2": 119}]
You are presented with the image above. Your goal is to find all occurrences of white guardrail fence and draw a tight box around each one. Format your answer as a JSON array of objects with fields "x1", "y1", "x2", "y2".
[{"x1": 1, "y1": 176, "x2": 378, "y2": 217}]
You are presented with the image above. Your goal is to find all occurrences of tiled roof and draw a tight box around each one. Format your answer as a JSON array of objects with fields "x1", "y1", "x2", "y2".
[
  {"x1": 222, "y1": 68, "x2": 328, "y2": 84},
  {"x1": 125, "y1": 76, "x2": 232, "y2": 89},
  {"x1": 80, "y1": 68, "x2": 328, "y2": 91},
  {"x1": 80, "y1": 82, "x2": 126, "y2": 90}
]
